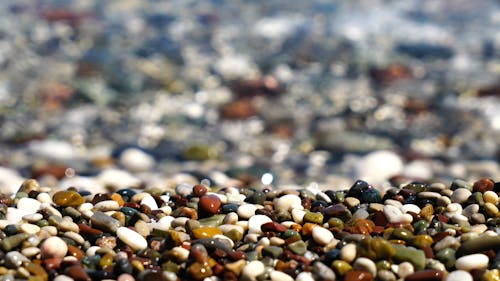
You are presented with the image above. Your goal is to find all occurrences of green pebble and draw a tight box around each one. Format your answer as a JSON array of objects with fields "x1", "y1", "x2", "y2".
[
  {"x1": 335, "y1": 191, "x2": 345, "y2": 203},
  {"x1": 275, "y1": 210, "x2": 291, "y2": 222},
  {"x1": 36, "y1": 219, "x2": 49, "y2": 227},
  {"x1": 403, "y1": 183, "x2": 427, "y2": 193},
  {"x1": 225, "y1": 229, "x2": 243, "y2": 242},
  {"x1": 62, "y1": 207, "x2": 81, "y2": 219},
  {"x1": 262, "y1": 246, "x2": 283, "y2": 258},
  {"x1": 162, "y1": 261, "x2": 180, "y2": 274},
  {"x1": 357, "y1": 237, "x2": 395, "y2": 260},
  {"x1": 451, "y1": 179, "x2": 472, "y2": 191},
  {"x1": 48, "y1": 215, "x2": 62, "y2": 226},
  {"x1": 391, "y1": 228, "x2": 414, "y2": 242},
  {"x1": 332, "y1": 260, "x2": 352, "y2": 275},
  {"x1": 328, "y1": 217, "x2": 344, "y2": 229},
  {"x1": 246, "y1": 250, "x2": 259, "y2": 261},
  {"x1": 435, "y1": 248, "x2": 456, "y2": 270},
  {"x1": 303, "y1": 212, "x2": 324, "y2": 224},
  {"x1": 1, "y1": 233, "x2": 30, "y2": 251},
  {"x1": 413, "y1": 220, "x2": 428, "y2": 234},
  {"x1": 456, "y1": 235, "x2": 500, "y2": 257},
  {"x1": 250, "y1": 191, "x2": 266, "y2": 205},
  {"x1": 288, "y1": 240, "x2": 307, "y2": 255},
  {"x1": 392, "y1": 244, "x2": 426, "y2": 270},
  {"x1": 187, "y1": 201, "x2": 198, "y2": 209},
  {"x1": 376, "y1": 260, "x2": 391, "y2": 271},
  {"x1": 282, "y1": 229, "x2": 300, "y2": 239},
  {"x1": 468, "y1": 192, "x2": 485, "y2": 206},
  {"x1": 14, "y1": 192, "x2": 28, "y2": 199},
  {"x1": 198, "y1": 214, "x2": 225, "y2": 227},
  {"x1": 120, "y1": 207, "x2": 138, "y2": 216},
  {"x1": 300, "y1": 190, "x2": 316, "y2": 200}
]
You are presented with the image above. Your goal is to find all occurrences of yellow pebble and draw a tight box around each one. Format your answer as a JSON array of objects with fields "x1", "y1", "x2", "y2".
[
  {"x1": 110, "y1": 193, "x2": 125, "y2": 207},
  {"x1": 192, "y1": 227, "x2": 223, "y2": 239},
  {"x1": 483, "y1": 191, "x2": 499, "y2": 205},
  {"x1": 482, "y1": 269, "x2": 500, "y2": 281},
  {"x1": 52, "y1": 191, "x2": 85, "y2": 207},
  {"x1": 332, "y1": 260, "x2": 352, "y2": 275},
  {"x1": 484, "y1": 203, "x2": 499, "y2": 217},
  {"x1": 131, "y1": 260, "x2": 144, "y2": 272}
]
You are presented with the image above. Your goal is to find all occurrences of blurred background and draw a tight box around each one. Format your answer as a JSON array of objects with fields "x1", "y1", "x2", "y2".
[{"x1": 0, "y1": 0, "x2": 499, "y2": 192}]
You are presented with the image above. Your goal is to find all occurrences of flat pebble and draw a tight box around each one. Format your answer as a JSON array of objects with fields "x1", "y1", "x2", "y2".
[
  {"x1": 117, "y1": 227, "x2": 148, "y2": 251},
  {"x1": 140, "y1": 195, "x2": 158, "y2": 210},
  {"x1": 17, "y1": 197, "x2": 42, "y2": 214},
  {"x1": 450, "y1": 188, "x2": 472, "y2": 203},
  {"x1": 270, "y1": 270, "x2": 294, "y2": 281},
  {"x1": 341, "y1": 243, "x2": 357, "y2": 263},
  {"x1": 455, "y1": 253, "x2": 489, "y2": 271},
  {"x1": 93, "y1": 200, "x2": 120, "y2": 211},
  {"x1": 296, "y1": 272, "x2": 315, "y2": 281},
  {"x1": 237, "y1": 204, "x2": 258, "y2": 219},
  {"x1": 20, "y1": 223, "x2": 40, "y2": 234}
]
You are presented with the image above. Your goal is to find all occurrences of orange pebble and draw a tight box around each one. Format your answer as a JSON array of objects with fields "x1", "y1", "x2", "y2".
[{"x1": 111, "y1": 193, "x2": 125, "y2": 207}]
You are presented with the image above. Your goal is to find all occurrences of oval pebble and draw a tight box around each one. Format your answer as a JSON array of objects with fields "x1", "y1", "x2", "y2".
[
  {"x1": 41, "y1": 236, "x2": 68, "y2": 259},
  {"x1": 17, "y1": 197, "x2": 42, "y2": 214},
  {"x1": 248, "y1": 215, "x2": 272, "y2": 234},
  {"x1": 275, "y1": 194, "x2": 302, "y2": 212},
  {"x1": 117, "y1": 227, "x2": 148, "y2": 251},
  {"x1": 237, "y1": 204, "x2": 258, "y2": 219},
  {"x1": 353, "y1": 257, "x2": 377, "y2": 276},
  {"x1": 270, "y1": 270, "x2": 294, "y2": 281},
  {"x1": 446, "y1": 270, "x2": 473, "y2": 281},
  {"x1": 312, "y1": 226, "x2": 334, "y2": 245},
  {"x1": 241, "y1": 260, "x2": 265, "y2": 280},
  {"x1": 455, "y1": 253, "x2": 489, "y2": 271}
]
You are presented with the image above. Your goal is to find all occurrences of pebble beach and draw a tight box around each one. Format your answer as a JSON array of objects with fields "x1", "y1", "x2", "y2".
[{"x1": 0, "y1": 0, "x2": 500, "y2": 280}]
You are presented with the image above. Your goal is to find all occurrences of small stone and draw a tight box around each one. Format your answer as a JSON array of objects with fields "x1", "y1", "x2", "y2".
[
  {"x1": 304, "y1": 211, "x2": 324, "y2": 224},
  {"x1": 345, "y1": 197, "x2": 361, "y2": 208},
  {"x1": 117, "y1": 227, "x2": 147, "y2": 251},
  {"x1": 270, "y1": 270, "x2": 294, "y2": 281},
  {"x1": 332, "y1": 260, "x2": 352, "y2": 276},
  {"x1": 275, "y1": 194, "x2": 302, "y2": 212},
  {"x1": 192, "y1": 227, "x2": 222, "y2": 239},
  {"x1": 392, "y1": 244, "x2": 426, "y2": 270},
  {"x1": 445, "y1": 270, "x2": 473, "y2": 281},
  {"x1": 93, "y1": 200, "x2": 120, "y2": 212},
  {"x1": 65, "y1": 264, "x2": 91, "y2": 281},
  {"x1": 119, "y1": 148, "x2": 155, "y2": 173},
  {"x1": 383, "y1": 205, "x2": 412, "y2": 224},
  {"x1": 405, "y1": 270, "x2": 444, "y2": 281},
  {"x1": 237, "y1": 204, "x2": 258, "y2": 219},
  {"x1": 248, "y1": 214, "x2": 272, "y2": 234},
  {"x1": 199, "y1": 195, "x2": 222, "y2": 215},
  {"x1": 118, "y1": 273, "x2": 136, "y2": 281},
  {"x1": 225, "y1": 259, "x2": 246, "y2": 276},
  {"x1": 451, "y1": 188, "x2": 472, "y2": 204},
  {"x1": 176, "y1": 183, "x2": 193, "y2": 197},
  {"x1": 341, "y1": 243, "x2": 357, "y2": 263},
  {"x1": 241, "y1": 260, "x2": 265, "y2": 281},
  {"x1": 140, "y1": 195, "x2": 158, "y2": 211},
  {"x1": 90, "y1": 211, "x2": 121, "y2": 233},
  {"x1": 455, "y1": 253, "x2": 489, "y2": 271},
  {"x1": 395, "y1": 262, "x2": 414, "y2": 279},
  {"x1": 288, "y1": 240, "x2": 307, "y2": 255},
  {"x1": 41, "y1": 237, "x2": 68, "y2": 259},
  {"x1": 53, "y1": 191, "x2": 85, "y2": 207},
  {"x1": 5, "y1": 251, "x2": 28, "y2": 268},
  {"x1": 17, "y1": 197, "x2": 42, "y2": 214},
  {"x1": 483, "y1": 191, "x2": 498, "y2": 204},
  {"x1": 484, "y1": 202, "x2": 499, "y2": 217},
  {"x1": 262, "y1": 246, "x2": 283, "y2": 258},
  {"x1": 313, "y1": 261, "x2": 336, "y2": 281},
  {"x1": 344, "y1": 270, "x2": 373, "y2": 281},
  {"x1": 353, "y1": 257, "x2": 377, "y2": 276},
  {"x1": 1, "y1": 233, "x2": 30, "y2": 251},
  {"x1": 456, "y1": 235, "x2": 500, "y2": 257},
  {"x1": 312, "y1": 226, "x2": 334, "y2": 245},
  {"x1": 472, "y1": 178, "x2": 495, "y2": 193},
  {"x1": 20, "y1": 223, "x2": 40, "y2": 234}
]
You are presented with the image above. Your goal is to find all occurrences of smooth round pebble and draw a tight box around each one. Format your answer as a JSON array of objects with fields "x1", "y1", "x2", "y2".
[
  {"x1": 450, "y1": 188, "x2": 472, "y2": 204},
  {"x1": 341, "y1": 243, "x2": 357, "y2": 263},
  {"x1": 270, "y1": 270, "x2": 294, "y2": 281},
  {"x1": 275, "y1": 194, "x2": 302, "y2": 212},
  {"x1": 241, "y1": 260, "x2": 265, "y2": 280},
  {"x1": 248, "y1": 215, "x2": 272, "y2": 234},
  {"x1": 41, "y1": 236, "x2": 68, "y2": 259},
  {"x1": 237, "y1": 204, "x2": 258, "y2": 219}
]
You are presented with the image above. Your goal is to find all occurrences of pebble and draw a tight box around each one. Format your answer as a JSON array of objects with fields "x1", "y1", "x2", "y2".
[
  {"x1": 455, "y1": 253, "x2": 489, "y2": 271},
  {"x1": 241, "y1": 260, "x2": 265, "y2": 281},
  {"x1": 53, "y1": 191, "x2": 85, "y2": 207},
  {"x1": 40, "y1": 237, "x2": 68, "y2": 259},
  {"x1": 353, "y1": 257, "x2": 377, "y2": 276},
  {"x1": 450, "y1": 188, "x2": 472, "y2": 204},
  {"x1": 445, "y1": 270, "x2": 473, "y2": 281},
  {"x1": 17, "y1": 197, "x2": 42, "y2": 214},
  {"x1": 405, "y1": 270, "x2": 444, "y2": 281},
  {"x1": 119, "y1": 148, "x2": 155, "y2": 173},
  {"x1": 312, "y1": 226, "x2": 334, "y2": 245},
  {"x1": 313, "y1": 261, "x2": 336, "y2": 281},
  {"x1": 5, "y1": 251, "x2": 28, "y2": 268},
  {"x1": 248, "y1": 214, "x2": 272, "y2": 234},
  {"x1": 296, "y1": 272, "x2": 315, "y2": 281},
  {"x1": 140, "y1": 195, "x2": 158, "y2": 211},
  {"x1": 340, "y1": 243, "x2": 357, "y2": 263},
  {"x1": 270, "y1": 270, "x2": 294, "y2": 281},
  {"x1": 275, "y1": 194, "x2": 302, "y2": 212},
  {"x1": 237, "y1": 204, "x2": 259, "y2": 219},
  {"x1": 90, "y1": 211, "x2": 121, "y2": 233},
  {"x1": 117, "y1": 227, "x2": 148, "y2": 251},
  {"x1": 199, "y1": 195, "x2": 222, "y2": 215}
]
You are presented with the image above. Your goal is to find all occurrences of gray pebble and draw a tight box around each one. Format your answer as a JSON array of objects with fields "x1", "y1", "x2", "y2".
[
  {"x1": 5, "y1": 251, "x2": 28, "y2": 268},
  {"x1": 90, "y1": 211, "x2": 121, "y2": 233}
]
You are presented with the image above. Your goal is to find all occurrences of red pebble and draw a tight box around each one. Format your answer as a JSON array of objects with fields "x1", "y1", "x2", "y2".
[
  {"x1": 198, "y1": 195, "x2": 222, "y2": 215},
  {"x1": 344, "y1": 270, "x2": 374, "y2": 281},
  {"x1": 405, "y1": 270, "x2": 444, "y2": 281},
  {"x1": 193, "y1": 184, "x2": 208, "y2": 197}
]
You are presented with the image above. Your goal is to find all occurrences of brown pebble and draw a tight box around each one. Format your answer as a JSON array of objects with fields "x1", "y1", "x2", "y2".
[
  {"x1": 344, "y1": 270, "x2": 374, "y2": 281},
  {"x1": 67, "y1": 245, "x2": 84, "y2": 259},
  {"x1": 261, "y1": 221, "x2": 287, "y2": 233},
  {"x1": 78, "y1": 224, "x2": 103, "y2": 235},
  {"x1": 198, "y1": 195, "x2": 222, "y2": 216},
  {"x1": 65, "y1": 264, "x2": 91, "y2": 281},
  {"x1": 473, "y1": 178, "x2": 495, "y2": 193},
  {"x1": 42, "y1": 258, "x2": 62, "y2": 271},
  {"x1": 405, "y1": 270, "x2": 444, "y2": 281},
  {"x1": 193, "y1": 185, "x2": 208, "y2": 197}
]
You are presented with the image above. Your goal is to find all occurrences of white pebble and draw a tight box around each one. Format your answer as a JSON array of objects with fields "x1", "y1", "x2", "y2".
[
  {"x1": 433, "y1": 236, "x2": 460, "y2": 251},
  {"x1": 401, "y1": 204, "x2": 420, "y2": 214},
  {"x1": 41, "y1": 237, "x2": 68, "y2": 259},
  {"x1": 53, "y1": 275, "x2": 75, "y2": 281},
  {"x1": 36, "y1": 192, "x2": 52, "y2": 204},
  {"x1": 295, "y1": 272, "x2": 315, "y2": 281},
  {"x1": 270, "y1": 270, "x2": 294, "y2": 281},
  {"x1": 340, "y1": 243, "x2": 357, "y2": 263},
  {"x1": 384, "y1": 205, "x2": 413, "y2": 223},
  {"x1": 21, "y1": 247, "x2": 41, "y2": 258},
  {"x1": 396, "y1": 262, "x2": 414, "y2": 279},
  {"x1": 141, "y1": 195, "x2": 159, "y2": 210},
  {"x1": 248, "y1": 215, "x2": 272, "y2": 234},
  {"x1": 241, "y1": 260, "x2": 265, "y2": 280},
  {"x1": 451, "y1": 188, "x2": 472, "y2": 204},
  {"x1": 17, "y1": 197, "x2": 42, "y2": 214},
  {"x1": 353, "y1": 257, "x2": 377, "y2": 276},
  {"x1": 86, "y1": 246, "x2": 101, "y2": 256},
  {"x1": 154, "y1": 215, "x2": 174, "y2": 231},
  {"x1": 446, "y1": 270, "x2": 473, "y2": 281},
  {"x1": 117, "y1": 227, "x2": 148, "y2": 251},
  {"x1": 312, "y1": 226, "x2": 334, "y2": 246},
  {"x1": 22, "y1": 213, "x2": 43, "y2": 223},
  {"x1": 119, "y1": 148, "x2": 155, "y2": 173},
  {"x1": 455, "y1": 254, "x2": 489, "y2": 271},
  {"x1": 171, "y1": 246, "x2": 190, "y2": 262},
  {"x1": 6, "y1": 207, "x2": 32, "y2": 224},
  {"x1": 275, "y1": 194, "x2": 302, "y2": 212},
  {"x1": 20, "y1": 223, "x2": 40, "y2": 234},
  {"x1": 291, "y1": 208, "x2": 306, "y2": 224},
  {"x1": 238, "y1": 204, "x2": 258, "y2": 219},
  {"x1": 175, "y1": 183, "x2": 193, "y2": 197}
]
